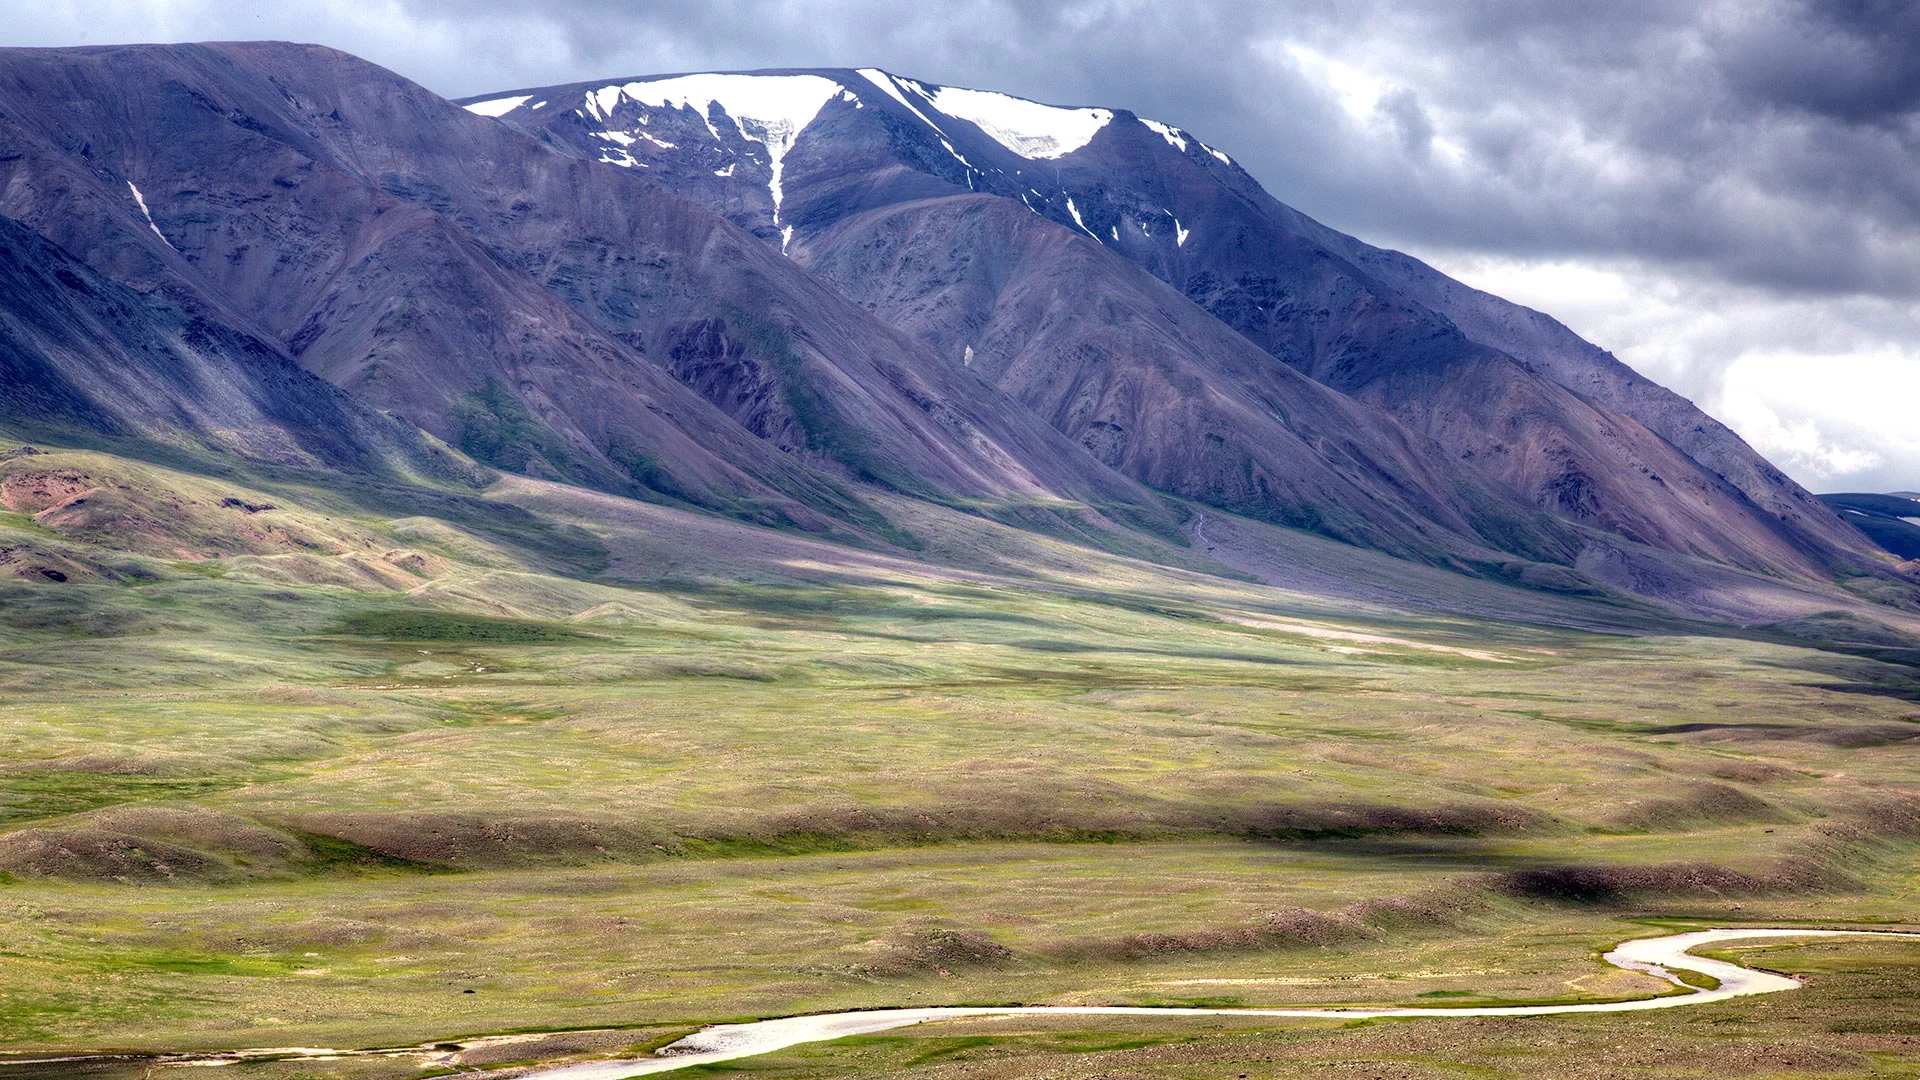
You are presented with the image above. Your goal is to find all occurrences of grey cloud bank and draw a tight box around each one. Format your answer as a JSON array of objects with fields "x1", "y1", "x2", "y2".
[{"x1": 7, "y1": 0, "x2": 1916, "y2": 490}]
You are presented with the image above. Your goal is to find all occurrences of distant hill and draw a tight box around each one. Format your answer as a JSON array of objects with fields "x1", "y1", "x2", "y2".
[{"x1": 1819, "y1": 493, "x2": 1920, "y2": 561}]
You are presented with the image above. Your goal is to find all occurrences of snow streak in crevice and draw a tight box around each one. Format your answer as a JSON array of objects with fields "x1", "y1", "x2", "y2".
[
  {"x1": 1064, "y1": 196, "x2": 1102, "y2": 242},
  {"x1": 855, "y1": 69, "x2": 980, "y2": 177},
  {"x1": 126, "y1": 181, "x2": 175, "y2": 250}
]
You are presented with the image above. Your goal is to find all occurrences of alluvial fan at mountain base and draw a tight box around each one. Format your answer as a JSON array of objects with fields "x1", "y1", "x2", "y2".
[{"x1": 0, "y1": 39, "x2": 1916, "y2": 1080}]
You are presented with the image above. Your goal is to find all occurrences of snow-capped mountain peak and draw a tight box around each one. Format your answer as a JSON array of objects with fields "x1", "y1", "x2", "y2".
[
  {"x1": 458, "y1": 69, "x2": 1238, "y2": 256},
  {"x1": 850, "y1": 69, "x2": 1115, "y2": 161}
]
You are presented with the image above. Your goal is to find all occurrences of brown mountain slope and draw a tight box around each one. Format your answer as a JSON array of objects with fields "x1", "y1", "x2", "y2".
[
  {"x1": 796, "y1": 192, "x2": 1574, "y2": 563},
  {"x1": 0, "y1": 43, "x2": 1178, "y2": 543},
  {"x1": 1315, "y1": 240, "x2": 1865, "y2": 565},
  {"x1": 0, "y1": 214, "x2": 458, "y2": 478},
  {"x1": 456, "y1": 70, "x2": 1594, "y2": 566},
  {"x1": 474, "y1": 68, "x2": 1904, "y2": 595}
]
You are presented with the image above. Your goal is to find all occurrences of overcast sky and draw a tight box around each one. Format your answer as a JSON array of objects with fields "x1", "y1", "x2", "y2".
[{"x1": 10, "y1": 0, "x2": 1917, "y2": 492}]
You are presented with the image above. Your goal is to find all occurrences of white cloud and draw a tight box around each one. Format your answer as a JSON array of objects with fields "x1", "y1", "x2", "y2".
[
  {"x1": 1277, "y1": 42, "x2": 1388, "y2": 122},
  {"x1": 1710, "y1": 351, "x2": 1918, "y2": 488},
  {"x1": 1425, "y1": 251, "x2": 1920, "y2": 492}
]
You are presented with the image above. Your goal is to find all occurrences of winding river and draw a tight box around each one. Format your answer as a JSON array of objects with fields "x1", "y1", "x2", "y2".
[{"x1": 522, "y1": 929, "x2": 1913, "y2": 1079}]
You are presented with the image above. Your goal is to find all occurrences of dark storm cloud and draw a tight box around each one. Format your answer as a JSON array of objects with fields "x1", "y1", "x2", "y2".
[
  {"x1": 11, "y1": 1, "x2": 1916, "y2": 297},
  {"x1": 1373, "y1": 87, "x2": 1435, "y2": 160},
  {"x1": 1715, "y1": 0, "x2": 1920, "y2": 124},
  {"x1": 347, "y1": 0, "x2": 1920, "y2": 301}
]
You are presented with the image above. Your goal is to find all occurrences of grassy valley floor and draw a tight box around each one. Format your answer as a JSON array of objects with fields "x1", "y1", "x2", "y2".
[{"x1": 0, "y1": 439, "x2": 1916, "y2": 1076}]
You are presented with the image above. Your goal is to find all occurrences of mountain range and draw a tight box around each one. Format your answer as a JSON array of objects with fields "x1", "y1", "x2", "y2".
[{"x1": 0, "y1": 41, "x2": 1912, "y2": 623}]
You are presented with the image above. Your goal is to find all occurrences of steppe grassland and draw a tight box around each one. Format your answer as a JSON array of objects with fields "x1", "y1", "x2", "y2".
[{"x1": 0, "y1": 444, "x2": 1915, "y2": 1074}]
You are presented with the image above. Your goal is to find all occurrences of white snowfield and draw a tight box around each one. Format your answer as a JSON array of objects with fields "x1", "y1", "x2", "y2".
[
  {"x1": 469, "y1": 71, "x2": 1212, "y2": 174},
  {"x1": 608, "y1": 73, "x2": 847, "y2": 155},
  {"x1": 579, "y1": 73, "x2": 849, "y2": 252},
  {"x1": 925, "y1": 84, "x2": 1112, "y2": 159},
  {"x1": 520, "y1": 928, "x2": 1913, "y2": 1079},
  {"x1": 1140, "y1": 117, "x2": 1189, "y2": 152},
  {"x1": 462, "y1": 94, "x2": 530, "y2": 117}
]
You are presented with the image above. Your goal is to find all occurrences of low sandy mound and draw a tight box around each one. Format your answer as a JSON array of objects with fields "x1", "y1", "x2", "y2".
[
  {"x1": 848, "y1": 924, "x2": 1018, "y2": 976},
  {"x1": 0, "y1": 540, "x2": 116, "y2": 584},
  {"x1": 76, "y1": 804, "x2": 305, "y2": 864},
  {"x1": 1593, "y1": 781, "x2": 1792, "y2": 832},
  {"x1": 0, "y1": 827, "x2": 228, "y2": 883},
  {"x1": 281, "y1": 811, "x2": 674, "y2": 867},
  {"x1": 223, "y1": 549, "x2": 451, "y2": 590}
]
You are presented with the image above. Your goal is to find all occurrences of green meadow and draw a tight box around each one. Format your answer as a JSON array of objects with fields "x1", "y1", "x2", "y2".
[{"x1": 0, "y1": 441, "x2": 1916, "y2": 1077}]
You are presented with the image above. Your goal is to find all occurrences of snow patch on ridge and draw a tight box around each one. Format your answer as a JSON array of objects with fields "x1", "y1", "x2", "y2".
[
  {"x1": 855, "y1": 69, "x2": 929, "y2": 121},
  {"x1": 927, "y1": 86, "x2": 1111, "y2": 159},
  {"x1": 589, "y1": 85, "x2": 622, "y2": 121},
  {"x1": 855, "y1": 69, "x2": 978, "y2": 173},
  {"x1": 463, "y1": 94, "x2": 530, "y2": 117},
  {"x1": 1140, "y1": 117, "x2": 1188, "y2": 152}
]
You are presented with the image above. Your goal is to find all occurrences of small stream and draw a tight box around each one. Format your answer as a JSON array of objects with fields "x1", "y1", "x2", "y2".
[
  {"x1": 5, "y1": 928, "x2": 1905, "y2": 1078},
  {"x1": 519, "y1": 928, "x2": 1914, "y2": 1078}
]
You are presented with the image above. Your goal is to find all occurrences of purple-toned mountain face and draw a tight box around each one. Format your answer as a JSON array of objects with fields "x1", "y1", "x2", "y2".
[
  {"x1": 0, "y1": 44, "x2": 1195, "y2": 547},
  {"x1": 0, "y1": 43, "x2": 1904, "y2": 611},
  {"x1": 471, "y1": 69, "x2": 1894, "y2": 594},
  {"x1": 0, "y1": 213, "x2": 458, "y2": 476},
  {"x1": 0, "y1": 43, "x2": 1553, "y2": 566}
]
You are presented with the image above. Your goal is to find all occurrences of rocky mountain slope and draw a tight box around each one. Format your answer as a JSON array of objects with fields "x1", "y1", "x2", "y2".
[
  {"x1": 0, "y1": 43, "x2": 1598, "y2": 567},
  {"x1": 0, "y1": 214, "x2": 457, "y2": 477},
  {"x1": 0, "y1": 44, "x2": 1184, "y2": 546},
  {"x1": 0, "y1": 44, "x2": 1905, "y2": 618},
  {"x1": 472, "y1": 68, "x2": 1901, "y2": 598}
]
